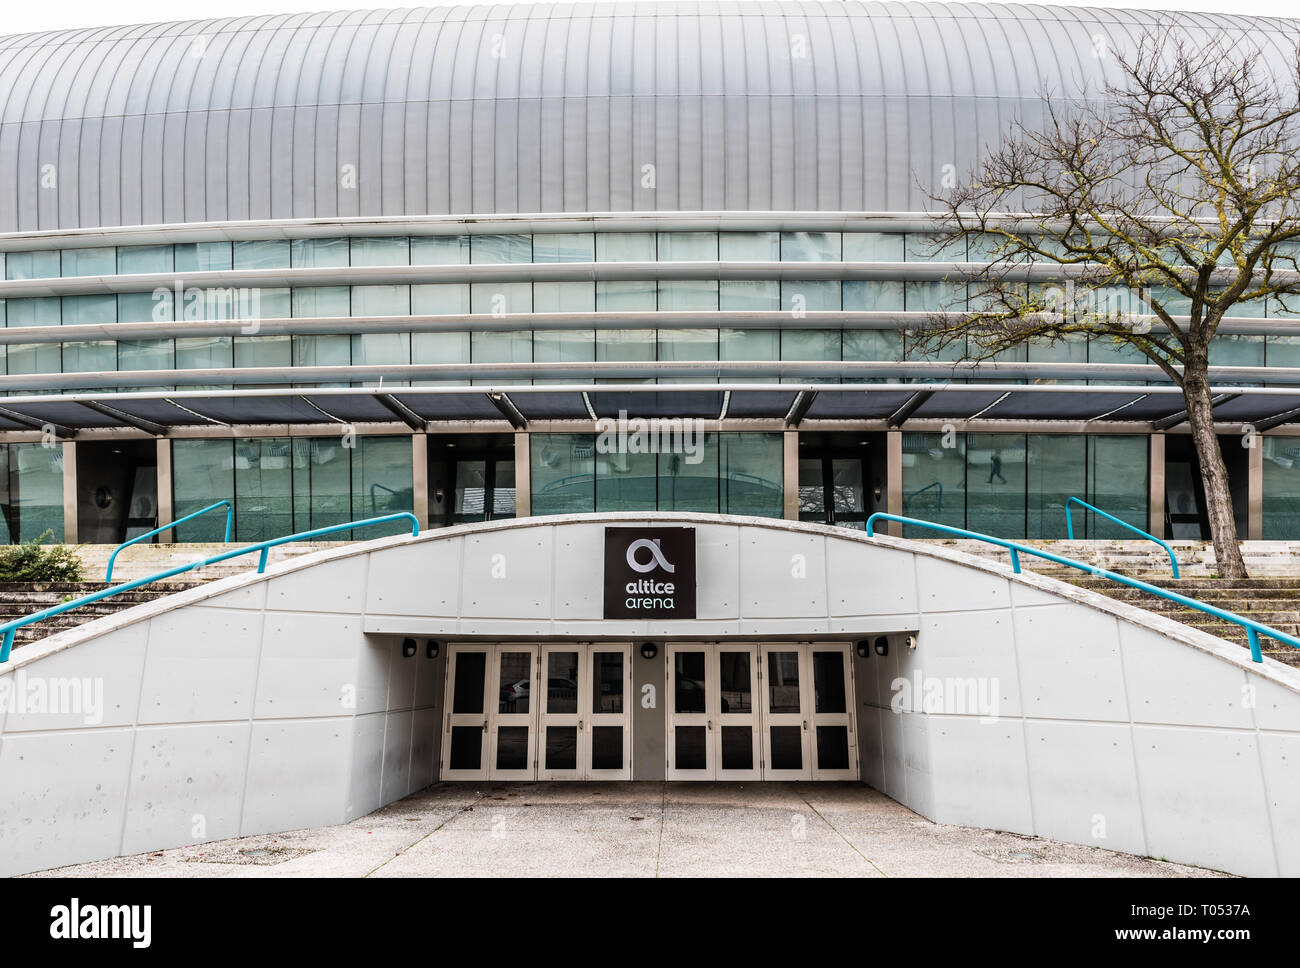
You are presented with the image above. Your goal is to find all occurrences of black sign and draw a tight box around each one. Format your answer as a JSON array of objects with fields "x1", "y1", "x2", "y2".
[{"x1": 603, "y1": 527, "x2": 696, "y2": 619}]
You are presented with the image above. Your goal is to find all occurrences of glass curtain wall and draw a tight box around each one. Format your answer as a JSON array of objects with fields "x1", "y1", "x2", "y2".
[
  {"x1": 0, "y1": 443, "x2": 65, "y2": 543},
  {"x1": 900, "y1": 432, "x2": 1147, "y2": 539},
  {"x1": 172, "y1": 436, "x2": 413, "y2": 540}
]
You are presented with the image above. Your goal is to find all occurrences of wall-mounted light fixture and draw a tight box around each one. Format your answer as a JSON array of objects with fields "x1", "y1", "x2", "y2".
[
  {"x1": 855, "y1": 640, "x2": 871, "y2": 659},
  {"x1": 874, "y1": 636, "x2": 889, "y2": 657},
  {"x1": 401, "y1": 637, "x2": 417, "y2": 658},
  {"x1": 639, "y1": 642, "x2": 659, "y2": 660},
  {"x1": 426, "y1": 640, "x2": 440, "y2": 659}
]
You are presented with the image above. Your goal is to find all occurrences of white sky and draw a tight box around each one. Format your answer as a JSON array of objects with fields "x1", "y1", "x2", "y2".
[{"x1": 2, "y1": 0, "x2": 1295, "y2": 36}]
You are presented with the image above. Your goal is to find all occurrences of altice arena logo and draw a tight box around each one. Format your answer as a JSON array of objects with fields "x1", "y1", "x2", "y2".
[{"x1": 625, "y1": 537, "x2": 676, "y2": 574}]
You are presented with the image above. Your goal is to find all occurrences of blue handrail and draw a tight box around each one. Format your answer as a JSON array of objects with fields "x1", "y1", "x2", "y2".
[
  {"x1": 904, "y1": 480, "x2": 944, "y2": 513},
  {"x1": 106, "y1": 500, "x2": 234, "y2": 581},
  {"x1": 0, "y1": 512, "x2": 419, "y2": 663},
  {"x1": 1065, "y1": 497, "x2": 1179, "y2": 579},
  {"x1": 865, "y1": 512, "x2": 1299, "y2": 664}
]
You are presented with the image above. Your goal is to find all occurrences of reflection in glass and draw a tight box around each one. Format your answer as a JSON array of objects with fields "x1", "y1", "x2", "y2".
[
  {"x1": 675, "y1": 726, "x2": 707, "y2": 770},
  {"x1": 449, "y1": 727, "x2": 482, "y2": 771},
  {"x1": 593, "y1": 652, "x2": 624, "y2": 713},
  {"x1": 721, "y1": 727, "x2": 753, "y2": 771},
  {"x1": 591, "y1": 726, "x2": 623, "y2": 770},
  {"x1": 767, "y1": 652, "x2": 801, "y2": 713},
  {"x1": 546, "y1": 726, "x2": 578, "y2": 770},
  {"x1": 496, "y1": 726, "x2": 529, "y2": 771},
  {"x1": 812, "y1": 652, "x2": 846, "y2": 714},
  {"x1": 718, "y1": 652, "x2": 752, "y2": 714},
  {"x1": 769, "y1": 726, "x2": 803, "y2": 770},
  {"x1": 816, "y1": 726, "x2": 850, "y2": 771},
  {"x1": 547, "y1": 652, "x2": 579, "y2": 713},
  {"x1": 674, "y1": 652, "x2": 707, "y2": 713},
  {"x1": 498, "y1": 651, "x2": 532, "y2": 713},
  {"x1": 452, "y1": 652, "x2": 487, "y2": 714}
]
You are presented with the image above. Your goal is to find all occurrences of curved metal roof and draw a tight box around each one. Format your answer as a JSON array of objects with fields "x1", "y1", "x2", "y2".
[{"x1": 0, "y1": 1, "x2": 1297, "y2": 232}]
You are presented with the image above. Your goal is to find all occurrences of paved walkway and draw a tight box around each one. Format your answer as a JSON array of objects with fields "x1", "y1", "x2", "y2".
[{"x1": 27, "y1": 783, "x2": 1228, "y2": 878}]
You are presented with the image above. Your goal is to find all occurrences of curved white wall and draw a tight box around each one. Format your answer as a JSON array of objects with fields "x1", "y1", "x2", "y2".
[{"x1": 1, "y1": 512, "x2": 1298, "y2": 876}]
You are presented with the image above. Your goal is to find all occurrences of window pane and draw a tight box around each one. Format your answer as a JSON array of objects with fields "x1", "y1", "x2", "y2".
[
  {"x1": 234, "y1": 438, "x2": 293, "y2": 541},
  {"x1": 61, "y1": 247, "x2": 117, "y2": 276},
  {"x1": 293, "y1": 287, "x2": 350, "y2": 317},
  {"x1": 658, "y1": 329, "x2": 718, "y2": 362},
  {"x1": 596, "y1": 232, "x2": 655, "y2": 262},
  {"x1": 5, "y1": 344, "x2": 62, "y2": 374},
  {"x1": 294, "y1": 437, "x2": 350, "y2": 533},
  {"x1": 470, "y1": 234, "x2": 531, "y2": 264},
  {"x1": 721, "y1": 433, "x2": 782, "y2": 517},
  {"x1": 351, "y1": 284, "x2": 409, "y2": 315},
  {"x1": 291, "y1": 238, "x2": 349, "y2": 268},
  {"x1": 233, "y1": 240, "x2": 290, "y2": 270},
  {"x1": 782, "y1": 280, "x2": 840, "y2": 312},
  {"x1": 352, "y1": 332, "x2": 411, "y2": 367},
  {"x1": 596, "y1": 280, "x2": 656, "y2": 311},
  {"x1": 534, "y1": 330, "x2": 595, "y2": 364},
  {"x1": 5, "y1": 251, "x2": 60, "y2": 280},
  {"x1": 119, "y1": 338, "x2": 174, "y2": 371},
  {"x1": 470, "y1": 282, "x2": 531, "y2": 314},
  {"x1": 234, "y1": 335, "x2": 290, "y2": 368},
  {"x1": 118, "y1": 290, "x2": 173, "y2": 322},
  {"x1": 172, "y1": 439, "x2": 234, "y2": 540},
  {"x1": 293, "y1": 334, "x2": 351, "y2": 367},
  {"x1": 596, "y1": 449, "x2": 656, "y2": 511},
  {"x1": 901, "y1": 432, "x2": 965, "y2": 534},
  {"x1": 176, "y1": 336, "x2": 233, "y2": 369},
  {"x1": 658, "y1": 434, "x2": 718, "y2": 512},
  {"x1": 719, "y1": 231, "x2": 779, "y2": 261},
  {"x1": 533, "y1": 233, "x2": 594, "y2": 263},
  {"x1": 842, "y1": 280, "x2": 904, "y2": 311},
  {"x1": 720, "y1": 279, "x2": 779, "y2": 310},
  {"x1": 1263, "y1": 436, "x2": 1300, "y2": 538},
  {"x1": 352, "y1": 436, "x2": 414, "y2": 534},
  {"x1": 533, "y1": 281, "x2": 594, "y2": 312},
  {"x1": 174, "y1": 241, "x2": 233, "y2": 272},
  {"x1": 842, "y1": 232, "x2": 905, "y2": 261},
  {"x1": 117, "y1": 245, "x2": 173, "y2": 274},
  {"x1": 410, "y1": 235, "x2": 469, "y2": 265},
  {"x1": 1087, "y1": 436, "x2": 1147, "y2": 537},
  {"x1": 412, "y1": 283, "x2": 470, "y2": 315},
  {"x1": 657, "y1": 232, "x2": 717, "y2": 261},
  {"x1": 781, "y1": 231, "x2": 840, "y2": 261},
  {"x1": 842, "y1": 329, "x2": 902, "y2": 362},
  {"x1": 350, "y1": 237, "x2": 409, "y2": 266},
  {"x1": 967, "y1": 433, "x2": 1025, "y2": 539},
  {"x1": 8, "y1": 297, "x2": 60, "y2": 326},
  {"x1": 531, "y1": 434, "x2": 595, "y2": 514},
  {"x1": 1, "y1": 443, "x2": 64, "y2": 543},
  {"x1": 657, "y1": 280, "x2": 717, "y2": 311},
  {"x1": 62, "y1": 341, "x2": 116, "y2": 372},
  {"x1": 1027, "y1": 434, "x2": 1085, "y2": 539}
]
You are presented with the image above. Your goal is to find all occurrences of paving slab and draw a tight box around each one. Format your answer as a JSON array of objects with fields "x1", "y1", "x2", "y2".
[{"x1": 24, "y1": 781, "x2": 1228, "y2": 878}]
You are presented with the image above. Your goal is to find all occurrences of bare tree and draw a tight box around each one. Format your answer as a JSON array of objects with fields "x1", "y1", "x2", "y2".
[{"x1": 918, "y1": 22, "x2": 1300, "y2": 579}]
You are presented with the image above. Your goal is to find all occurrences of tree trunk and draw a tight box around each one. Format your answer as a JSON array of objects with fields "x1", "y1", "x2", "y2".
[{"x1": 1183, "y1": 372, "x2": 1249, "y2": 579}]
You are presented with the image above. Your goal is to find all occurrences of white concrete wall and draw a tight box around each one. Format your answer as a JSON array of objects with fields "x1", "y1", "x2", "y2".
[{"x1": 1, "y1": 512, "x2": 1298, "y2": 876}]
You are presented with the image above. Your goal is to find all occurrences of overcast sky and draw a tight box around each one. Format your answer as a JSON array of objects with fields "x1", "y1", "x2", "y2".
[{"x1": 2, "y1": 0, "x2": 1295, "y2": 36}]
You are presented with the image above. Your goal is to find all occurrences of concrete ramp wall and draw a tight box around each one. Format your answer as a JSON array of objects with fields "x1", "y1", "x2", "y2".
[{"x1": 1, "y1": 512, "x2": 1298, "y2": 877}]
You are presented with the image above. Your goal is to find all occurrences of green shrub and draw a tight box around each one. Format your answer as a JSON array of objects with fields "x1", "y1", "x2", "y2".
[{"x1": 0, "y1": 531, "x2": 84, "y2": 582}]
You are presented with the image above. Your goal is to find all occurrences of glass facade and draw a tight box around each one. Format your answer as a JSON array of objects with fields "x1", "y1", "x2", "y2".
[
  {"x1": 530, "y1": 433, "x2": 783, "y2": 518},
  {"x1": 900, "y1": 432, "x2": 1147, "y2": 539},
  {"x1": 0, "y1": 443, "x2": 64, "y2": 543},
  {"x1": 172, "y1": 436, "x2": 414, "y2": 541}
]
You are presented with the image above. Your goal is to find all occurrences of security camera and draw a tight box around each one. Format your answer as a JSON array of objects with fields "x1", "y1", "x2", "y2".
[{"x1": 905, "y1": 635, "x2": 918, "y2": 651}]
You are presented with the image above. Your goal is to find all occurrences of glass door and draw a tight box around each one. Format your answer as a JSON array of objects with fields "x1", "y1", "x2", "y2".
[
  {"x1": 667, "y1": 645, "x2": 713, "y2": 779},
  {"x1": 537, "y1": 643, "x2": 633, "y2": 780},
  {"x1": 760, "y1": 646, "x2": 812, "y2": 780},
  {"x1": 489, "y1": 646, "x2": 538, "y2": 780},
  {"x1": 442, "y1": 645, "x2": 492, "y2": 780},
  {"x1": 809, "y1": 644, "x2": 857, "y2": 780},
  {"x1": 588, "y1": 645, "x2": 631, "y2": 779},
  {"x1": 716, "y1": 645, "x2": 761, "y2": 780},
  {"x1": 538, "y1": 646, "x2": 582, "y2": 777}
]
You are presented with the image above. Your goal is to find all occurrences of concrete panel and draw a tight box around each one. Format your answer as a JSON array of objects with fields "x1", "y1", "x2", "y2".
[
  {"x1": 380, "y1": 709, "x2": 415, "y2": 806},
  {"x1": 914, "y1": 556, "x2": 1011, "y2": 612},
  {"x1": 365, "y1": 539, "x2": 462, "y2": 616},
  {"x1": 241, "y1": 719, "x2": 352, "y2": 836},
  {"x1": 265, "y1": 556, "x2": 370, "y2": 614},
  {"x1": 1249, "y1": 673, "x2": 1300, "y2": 732},
  {"x1": 827, "y1": 538, "x2": 918, "y2": 617},
  {"x1": 354, "y1": 637, "x2": 395, "y2": 716},
  {"x1": 913, "y1": 609, "x2": 1022, "y2": 718},
  {"x1": 1, "y1": 624, "x2": 148, "y2": 731},
  {"x1": 460, "y1": 528, "x2": 554, "y2": 618},
  {"x1": 0, "y1": 728, "x2": 133, "y2": 877},
  {"x1": 347, "y1": 712, "x2": 388, "y2": 820},
  {"x1": 1023, "y1": 720, "x2": 1147, "y2": 859},
  {"x1": 387, "y1": 642, "x2": 419, "y2": 712},
  {"x1": 1258, "y1": 732, "x2": 1300, "y2": 876},
  {"x1": 410, "y1": 706, "x2": 440, "y2": 791},
  {"x1": 412, "y1": 647, "x2": 443, "y2": 710},
  {"x1": 198, "y1": 581, "x2": 268, "y2": 612},
  {"x1": 1132, "y1": 724, "x2": 1276, "y2": 876},
  {"x1": 253, "y1": 612, "x2": 362, "y2": 719},
  {"x1": 138, "y1": 608, "x2": 263, "y2": 724},
  {"x1": 738, "y1": 529, "x2": 826, "y2": 618},
  {"x1": 1120, "y1": 624, "x2": 1255, "y2": 730},
  {"x1": 926, "y1": 716, "x2": 1033, "y2": 835},
  {"x1": 121, "y1": 723, "x2": 250, "y2": 855},
  {"x1": 695, "y1": 523, "x2": 741, "y2": 620},
  {"x1": 1014, "y1": 604, "x2": 1127, "y2": 722},
  {"x1": 551, "y1": 525, "x2": 606, "y2": 619}
]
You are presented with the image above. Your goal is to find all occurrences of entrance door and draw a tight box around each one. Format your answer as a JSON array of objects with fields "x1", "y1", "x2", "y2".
[
  {"x1": 538, "y1": 644, "x2": 632, "y2": 779},
  {"x1": 669, "y1": 643, "x2": 857, "y2": 781},
  {"x1": 442, "y1": 642, "x2": 630, "y2": 781},
  {"x1": 666, "y1": 644, "x2": 762, "y2": 779}
]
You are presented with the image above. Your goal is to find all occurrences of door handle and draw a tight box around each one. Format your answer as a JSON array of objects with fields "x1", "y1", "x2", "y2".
[
  {"x1": 707, "y1": 720, "x2": 713, "y2": 730},
  {"x1": 483, "y1": 720, "x2": 488, "y2": 731},
  {"x1": 802, "y1": 720, "x2": 807, "y2": 731}
]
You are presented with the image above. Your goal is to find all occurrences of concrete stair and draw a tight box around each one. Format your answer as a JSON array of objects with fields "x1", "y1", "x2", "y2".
[
  {"x1": 2, "y1": 542, "x2": 348, "y2": 653},
  {"x1": 0, "y1": 581, "x2": 208, "y2": 650},
  {"x1": 925, "y1": 539, "x2": 1300, "y2": 667}
]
